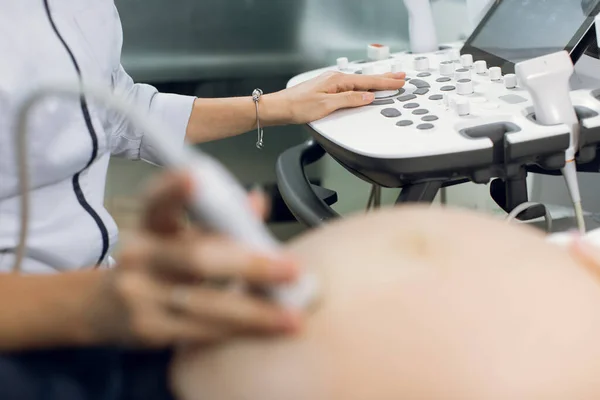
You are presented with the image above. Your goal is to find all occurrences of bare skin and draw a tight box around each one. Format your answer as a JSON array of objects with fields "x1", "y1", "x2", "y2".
[{"x1": 171, "y1": 206, "x2": 600, "y2": 400}]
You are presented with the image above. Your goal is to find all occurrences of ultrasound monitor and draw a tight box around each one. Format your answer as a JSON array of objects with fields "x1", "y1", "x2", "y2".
[{"x1": 462, "y1": 0, "x2": 600, "y2": 73}]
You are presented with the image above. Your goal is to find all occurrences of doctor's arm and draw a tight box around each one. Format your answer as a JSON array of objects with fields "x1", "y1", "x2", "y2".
[{"x1": 108, "y1": 65, "x2": 405, "y2": 160}]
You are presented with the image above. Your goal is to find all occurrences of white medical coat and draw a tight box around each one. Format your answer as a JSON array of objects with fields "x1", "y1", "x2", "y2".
[{"x1": 0, "y1": 0, "x2": 196, "y2": 273}]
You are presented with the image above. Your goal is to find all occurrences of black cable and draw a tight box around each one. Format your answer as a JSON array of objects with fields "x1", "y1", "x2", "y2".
[{"x1": 42, "y1": 0, "x2": 110, "y2": 267}]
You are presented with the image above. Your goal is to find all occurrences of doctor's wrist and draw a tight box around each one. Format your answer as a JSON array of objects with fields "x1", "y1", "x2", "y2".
[{"x1": 260, "y1": 92, "x2": 293, "y2": 127}]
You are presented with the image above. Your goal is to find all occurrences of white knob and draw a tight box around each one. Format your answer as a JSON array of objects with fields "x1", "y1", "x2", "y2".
[
  {"x1": 457, "y1": 79, "x2": 474, "y2": 95},
  {"x1": 443, "y1": 93, "x2": 451, "y2": 107},
  {"x1": 362, "y1": 65, "x2": 376, "y2": 75},
  {"x1": 461, "y1": 54, "x2": 474, "y2": 68},
  {"x1": 474, "y1": 60, "x2": 487, "y2": 74},
  {"x1": 455, "y1": 68, "x2": 471, "y2": 81},
  {"x1": 414, "y1": 56, "x2": 430, "y2": 71},
  {"x1": 504, "y1": 73, "x2": 517, "y2": 89},
  {"x1": 489, "y1": 67, "x2": 502, "y2": 81},
  {"x1": 440, "y1": 61, "x2": 454, "y2": 76},
  {"x1": 368, "y1": 44, "x2": 390, "y2": 61},
  {"x1": 457, "y1": 99, "x2": 471, "y2": 116},
  {"x1": 337, "y1": 57, "x2": 349, "y2": 70},
  {"x1": 391, "y1": 61, "x2": 404, "y2": 73},
  {"x1": 449, "y1": 49, "x2": 461, "y2": 61}
]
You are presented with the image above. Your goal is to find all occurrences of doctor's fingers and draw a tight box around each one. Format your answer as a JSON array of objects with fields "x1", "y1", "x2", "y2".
[
  {"x1": 120, "y1": 233, "x2": 298, "y2": 285},
  {"x1": 329, "y1": 72, "x2": 406, "y2": 93},
  {"x1": 116, "y1": 274, "x2": 298, "y2": 345},
  {"x1": 141, "y1": 170, "x2": 193, "y2": 236}
]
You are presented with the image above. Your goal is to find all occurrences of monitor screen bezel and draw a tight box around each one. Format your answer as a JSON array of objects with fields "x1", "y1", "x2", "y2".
[{"x1": 461, "y1": 0, "x2": 600, "y2": 74}]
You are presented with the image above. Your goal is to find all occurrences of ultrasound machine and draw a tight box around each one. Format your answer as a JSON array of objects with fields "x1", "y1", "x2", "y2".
[{"x1": 275, "y1": 0, "x2": 600, "y2": 232}]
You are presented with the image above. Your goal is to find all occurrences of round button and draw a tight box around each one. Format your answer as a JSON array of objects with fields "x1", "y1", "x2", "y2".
[
  {"x1": 417, "y1": 72, "x2": 432, "y2": 78},
  {"x1": 440, "y1": 61, "x2": 454, "y2": 76},
  {"x1": 374, "y1": 90, "x2": 400, "y2": 99},
  {"x1": 417, "y1": 123, "x2": 435, "y2": 130},
  {"x1": 457, "y1": 79, "x2": 474, "y2": 95},
  {"x1": 380, "y1": 108, "x2": 402, "y2": 118},
  {"x1": 440, "y1": 85, "x2": 456, "y2": 92},
  {"x1": 436, "y1": 77, "x2": 452, "y2": 83},
  {"x1": 403, "y1": 103, "x2": 420, "y2": 109},
  {"x1": 422, "y1": 115, "x2": 439, "y2": 122},
  {"x1": 455, "y1": 68, "x2": 471, "y2": 81},
  {"x1": 412, "y1": 109, "x2": 429, "y2": 115},
  {"x1": 337, "y1": 57, "x2": 349, "y2": 70},
  {"x1": 396, "y1": 120, "x2": 414, "y2": 127},
  {"x1": 461, "y1": 54, "x2": 474, "y2": 68},
  {"x1": 475, "y1": 60, "x2": 487, "y2": 74},
  {"x1": 456, "y1": 99, "x2": 470, "y2": 116},
  {"x1": 504, "y1": 73, "x2": 517, "y2": 89},
  {"x1": 429, "y1": 94, "x2": 443, "y2": 100},
  {"x1": 362, "y1": 65, "x2": 376, "y2": 75},
  {"x1": 415, "y1": 57, "x2": 430, "y2": 71},
  {"x1": 489, "y1": 67, "x2": 502, "y2": 81}
]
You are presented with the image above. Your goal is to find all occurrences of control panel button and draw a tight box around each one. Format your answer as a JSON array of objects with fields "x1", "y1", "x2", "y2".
[
  {"x1": 417, "y1": 123, "x2": 435, "y2": 130},
  {"x1": 414, "y1": 56, "x2": 430, "y2": 71},
  {"x1": 457, "y1": 79, "x2": 474, "y2": 95},
  {"x1": 412, "y1": 109, "x2": 429, "y2": 115},
  {"x1": 369, "y1": 99, "x2": 395, "y2": 106},
  {"x1": 440, "y1": 85, "x2": 456, "y2": 91},
  {"x1": 422, "y1": 115, "x2": 439, "y2": 121},
  {"x1": 368, "y1": 44, "x2": 390, "y2": 61},
  {"x1": 449, "y1": 49, "x2": 461, "y2": 61},
  {"x1": 409, "y1": 79, "x2": 431, "y2": 89},
  {"x1": 456, "y1": 99, "x2": 470, "y2": 116},
  {"x1": 381, "y1": 108, "x2": 402, "y2": 118},
  {"x1": 391, "y1": 62, "x2": 404, "y2": 73},
  {"x1": 362, "y1": 65, "x2": 376, "y2": 75},
  {"x1": 403, "y1": 102, "x2": 420, "y2": 109},
  {"x1": 455, "y1": 68, "x2": 471, "y2": 81},
  {"x1": 475, "y1": 60, "x2": 487, "y2": 74},
  {"x1": 396, "y1": 120, "x2": 414, "y2": 127},
  {"x1": 440, "y1": 61, "x2": 454, "y2": 76},
  {"x1": 436, "y1": 77, "x2": 452, "y2": 83},
  {"x1": 429, "y1": 94, "x2": 443, "y2": 101},
  {"x1": 504, "y1": 73, "x2": 517, "y2": 89},
  {"x1": 461, "y1": 54, "x2": 474, "y2": 68},
  {"x1": 337, "y1": 57, "x2": 349, "y2": 70},
  {"x1": 489, "y1": 67, "x2": 502, "y2": 81},
  {"x1": 397, "y1": 94, "x2": 417, "y2": 102},
  {"x1": 374, "y1": 90, "x2": 400, "y2": 99},
  {"x1": 413, "y1": 88, "x2": 430, "y2": 95},
  {"x1": 417, "y1": 72, "x2": 432, "y2": 78}
]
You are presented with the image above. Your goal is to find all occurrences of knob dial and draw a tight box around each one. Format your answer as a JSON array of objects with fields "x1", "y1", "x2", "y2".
[
  {"x1": 457, "y1": 79, "x2": 474, "y2": 95},
  {"x1": 367, "y1": 44, "x2": 390, "y2": 61},
  {"x1": 461, "y1": 54, "x2": 474, "y2": 68},
  {"x1": 414, "y1": 56, "x2": 430, "y2": 71},
  {"x1": 474, "y1": 60, "x2": 487, "y2": 74},
  {"x1": 337, "y1": 57, "x2": 349, "y2": 70},
  {"x1": 362, "y1": 65, "x2": 376, "y2": 75},
  {"x1": 457, "y1": 99, "x2": 471, "y2": 116},
  {"x1": 439, "y1": 61, "x2": 454, "y2": 76},
  {"x1": 391, "y1": 61, "x2": 404, "y2": 73},
  {"x1": 374, "y1": 90, "x2": 400, "y2": 99},
  {"x1": 489, "y1": 67, "x2": 502, "y2": 81},
  {"x1": 455, "y1": 68, "x2": 471, "y2": 81},
  {"x1": 504, "y1": 73, "x2": 517, "y2": 89}
]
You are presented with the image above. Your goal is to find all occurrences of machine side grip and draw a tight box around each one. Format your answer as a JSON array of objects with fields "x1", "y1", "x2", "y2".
[{"x1": 276, "y1": 140, "x2": 340, "y2": 227}]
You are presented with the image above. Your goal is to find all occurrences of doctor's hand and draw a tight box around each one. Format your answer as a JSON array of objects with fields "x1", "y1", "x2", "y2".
[
  {"x1": 269, "y1": 71, "x2": 406, "y2": 125},
  {"x1": 90, "y1": 172, "x2": 302, "y2": 348}
]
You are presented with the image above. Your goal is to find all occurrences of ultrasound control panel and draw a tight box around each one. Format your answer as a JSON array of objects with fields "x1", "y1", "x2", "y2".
[{"x1": 287, "y1": 44, "x2": 600, "y2": 187}]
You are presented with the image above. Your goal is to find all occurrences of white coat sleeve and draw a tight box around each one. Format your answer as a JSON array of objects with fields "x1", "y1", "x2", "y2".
[{"x1": 108, "y1": 64, "x2": 196, "y2": 164}]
